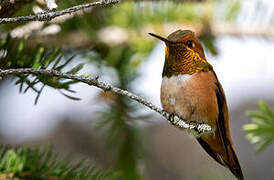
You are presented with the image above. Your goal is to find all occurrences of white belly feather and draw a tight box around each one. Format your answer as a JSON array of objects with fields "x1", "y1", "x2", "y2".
[
  {"x1": 161, "y1": 74, "x2": 192, "y2": 105},
  {"x1": 161, "y1": 74, "x2": 193, "y2": 118},
  {"x1": 162, "y1": 74, "x2": 192, "y2": 86}
]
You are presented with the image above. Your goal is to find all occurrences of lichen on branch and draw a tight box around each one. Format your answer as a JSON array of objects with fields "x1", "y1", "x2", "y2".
[{"x1": 0, "y1": 0, "x2": 119, "y2": 24}]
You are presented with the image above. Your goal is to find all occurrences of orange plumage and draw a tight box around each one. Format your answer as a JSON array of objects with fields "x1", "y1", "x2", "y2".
[{"x1": 149, "y1": 30, "x2": 244, "y2": 180}]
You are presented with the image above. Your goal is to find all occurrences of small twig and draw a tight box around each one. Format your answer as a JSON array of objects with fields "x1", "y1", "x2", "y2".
[
  {"x1": 0, "y1": 0, "x2": 119, "y2": 24},
  {"x1": 0, "y1": 68, "x2": 212, "y2": 134}
]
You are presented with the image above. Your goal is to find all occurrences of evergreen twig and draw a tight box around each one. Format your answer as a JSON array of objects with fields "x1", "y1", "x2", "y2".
[
  {"x1": 244, "y1": 101, "x2": 274, "y2": 152},
  {"x1": 0, "y1": 146, "x2": 120, "y2": 179},
  {"x1": 0, "y1": 68, "x2": 212, "y2": 134}
]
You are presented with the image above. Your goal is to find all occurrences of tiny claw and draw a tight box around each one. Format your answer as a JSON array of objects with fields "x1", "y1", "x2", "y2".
[
  {"x1": 188, "y1": 120, "x2": 198, "y2": 129},
  {"x1": 197, "y1": 123, "x2": 212, "y2": 134},
  {"x1": 189, "y1": 120, "x2": 198, "y2": 126},
  {"x1": 168, "y1": 113, "x2": 175, "y2": 124},
  {"x1": 188, "y1": 121, "x2": 205, "y2": 134}
]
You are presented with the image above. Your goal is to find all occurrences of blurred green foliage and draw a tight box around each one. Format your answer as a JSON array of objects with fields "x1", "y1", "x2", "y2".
[
  {"x1": 224, "y1": 0, "x2": 241, "y2": 21},
  {"x1": 244, "y1": 101, "x2": 274, "y2": 153},
  {"x1": 0, "y1": 146, "x2": 120, "y2": 180},
  {"x1": 105, "y1": 2, "x2": 204, "y2": 27}
]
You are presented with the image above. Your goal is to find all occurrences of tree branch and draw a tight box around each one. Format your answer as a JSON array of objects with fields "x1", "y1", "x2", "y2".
[
  {"x1": 0, "y1": 68, "x2": 212, "y2": 134},
  {"x1": 0, "y1": 0, "x2": 119, "y2": 24}
]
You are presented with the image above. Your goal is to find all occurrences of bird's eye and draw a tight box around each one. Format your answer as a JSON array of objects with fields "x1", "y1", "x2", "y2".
[{"x1": 187, "y1": 40, "x2": 195, "y2": 48}]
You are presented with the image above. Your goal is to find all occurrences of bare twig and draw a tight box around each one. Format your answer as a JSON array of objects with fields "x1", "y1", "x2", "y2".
[
  {"x1": 0, "y1": 0, "x2": 119, "y2": 24},
  {"x1": 0, "y1": 68, "x2": 212, "y2": 134}
]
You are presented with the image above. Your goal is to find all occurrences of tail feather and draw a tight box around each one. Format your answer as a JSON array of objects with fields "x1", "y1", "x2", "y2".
[
  {"x1": 227, "y1": 142, "x2": 244, "y2": 180},
  {"x1": 197, "y1": 138, "x2": 225, "y2": 166},
  {"x1": 197, "y1": 135, "x2": 244, "y2": 180}
]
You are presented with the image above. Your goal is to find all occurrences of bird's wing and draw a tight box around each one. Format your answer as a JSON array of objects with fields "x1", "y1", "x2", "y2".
[{"x1": 214, "y1": 77, "x2": 244, "y2": 180}]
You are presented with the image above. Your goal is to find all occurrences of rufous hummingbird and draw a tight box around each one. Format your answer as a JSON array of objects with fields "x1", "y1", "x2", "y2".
[{"x1": 149, "y1": 30, "x2": 244, "y2": 180}]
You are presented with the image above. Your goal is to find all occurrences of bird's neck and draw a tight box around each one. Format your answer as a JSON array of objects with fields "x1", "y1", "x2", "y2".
[{"x1": 162, "y1": 50, "x2": 212, "y2": 77}]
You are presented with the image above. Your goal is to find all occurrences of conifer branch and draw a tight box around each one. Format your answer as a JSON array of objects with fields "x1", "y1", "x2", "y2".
[
  {"x1": 0, "y1": 146, "x2": 119, "y2": 179},
  {"x1": 0, "y1": 68, "x2": 212, "y2": 134},
  {"x1": 0, "y1": 0, "x2": 119, "y2": 24}
]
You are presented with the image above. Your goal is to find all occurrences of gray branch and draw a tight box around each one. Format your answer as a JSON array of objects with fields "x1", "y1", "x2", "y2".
[
  {"x1": 0, "y1": 0, "x2": 119, "y2": 24},
  {"x1": 0, "y1": 68, "x2": 212, "y2": 134}
]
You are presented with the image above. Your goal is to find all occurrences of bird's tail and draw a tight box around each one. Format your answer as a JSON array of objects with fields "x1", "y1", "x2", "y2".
[
  {"x1": 226, "y1": 141, "x2": 244, "y2": 180},
  {"x1": 197, "y1": 135, "x2": 244, "y2": 180}
]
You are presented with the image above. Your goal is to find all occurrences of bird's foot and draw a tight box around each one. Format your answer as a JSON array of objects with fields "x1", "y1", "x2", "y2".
[
  {"x1": 168, "y1": 113, "x2": 176, "y2": 124},
  {"x1": 189, "y1": 121, "x2": 212, "y2": 135},
  {"x1": 168, "y1": 113, "x2": 189, "y2": 128},
  {"x1": 187, "y1": 121, "x2": 211, "y2": 137},
  {"x1": 196, "y1": 123, "x2": 212, "y2": 134}
]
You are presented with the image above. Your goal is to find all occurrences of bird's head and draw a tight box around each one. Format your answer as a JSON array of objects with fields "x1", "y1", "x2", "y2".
[{"x1": 149, "y1": 29, "x2": 212, "y2": 77}]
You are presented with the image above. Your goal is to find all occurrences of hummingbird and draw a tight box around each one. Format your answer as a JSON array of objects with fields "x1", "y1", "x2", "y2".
[{"x1": 149, "y1": 30, "x2": 244, "y2": 180}]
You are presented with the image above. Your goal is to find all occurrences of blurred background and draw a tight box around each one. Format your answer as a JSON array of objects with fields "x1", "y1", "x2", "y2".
[{"x1": 0, "y1": 0, "x2": 274, "y2": 179}]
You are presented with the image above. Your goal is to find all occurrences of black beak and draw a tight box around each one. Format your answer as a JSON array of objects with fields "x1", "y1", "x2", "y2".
[{"x1": 148, "y1": 33, "x2": 175, "y2": 44}]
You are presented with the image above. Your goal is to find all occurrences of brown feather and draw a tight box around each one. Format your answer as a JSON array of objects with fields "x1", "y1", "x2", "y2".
[{"x1": 213, "y1": 71, "x2": 244, "y2": 180}]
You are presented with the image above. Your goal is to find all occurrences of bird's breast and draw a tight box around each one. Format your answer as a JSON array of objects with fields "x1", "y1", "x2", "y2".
[
  {"x1": 160, "y1": 72, "x2": 218, "y2": 125},
  {"x1": 161, "y1": 74, "x2": 193, "y2": 119}
]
